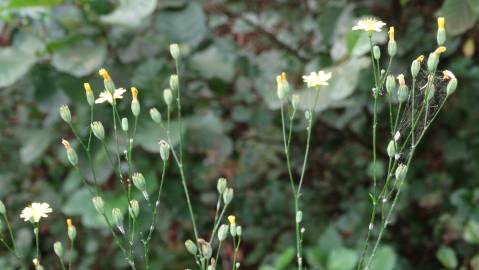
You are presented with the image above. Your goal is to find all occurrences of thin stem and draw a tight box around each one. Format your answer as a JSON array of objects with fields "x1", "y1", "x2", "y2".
[
  {"x1": 34, "y1": 223, "x2": 40, "y2": 260},
  {"x1": 209, "y1": 204, "x2": 228, "y2": 246},
  {"x1": 232, "y1": 237, "x2": 241, "y2": 270},
  {"x1": 2, "y1": 214, "x2": 17, "y2": 252},
  {"x1": 175, "y1": 59, "x2": 184, "y2": 164},
  {"x1": 68, "y1": 238, "x2": 74, "y2": 270},
  {"x1": 58, "y1": 255, "x2": 67, "y2": 270}
]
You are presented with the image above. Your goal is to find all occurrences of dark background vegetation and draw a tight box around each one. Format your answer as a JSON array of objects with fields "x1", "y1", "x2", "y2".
[{"x1": 1, "y1": 0, "x2": 479, "y2": 269}]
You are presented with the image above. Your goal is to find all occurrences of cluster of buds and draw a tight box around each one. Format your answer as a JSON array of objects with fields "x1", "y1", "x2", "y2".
[{"x1": 228, "y1": 215, "x2": 242, "y2": 238}]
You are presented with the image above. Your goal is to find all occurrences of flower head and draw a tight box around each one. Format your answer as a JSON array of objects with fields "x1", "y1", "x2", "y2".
[
  {"x1": 442, "y1": 70, "x2": 455, "y2": 80},
  {"x1": 99, "y1": 68, "x2": 110, "y2": 81},
  {"x1": 61, "y1": 139, "x2": 72, "y2": 150},
  {"x1": 438, "y1": 17, "x2": 445, "y2": 30},
  {"x1": 388, "y1": 27, "x2": 395, "y2": 42},
  {"x1": 95, "y1": 88, "x2": 127, "y2": 104},
  {"x1": 228, "y1": 215, "x2": 236, "y2": 225},
  {"x1": 352, "y1": 18, "x2": 386, "y2": 32},
  {"x1": 302, "y1": 71, "x2": 332, "y2": 88},
  {"x1": 20, "y1": 202, "x2": 52, "y2": 223}
]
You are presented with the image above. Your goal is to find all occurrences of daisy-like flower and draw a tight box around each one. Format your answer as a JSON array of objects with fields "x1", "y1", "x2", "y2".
[
  {"x1": 352, "y1": 18, "x2": 386, "y2": 32},
  {"x1": 95, "y1": 88, "x2": 127, "y2": 104},
  {"x1": 302, "y1": 71, "x2": 332, "y2": 88},
  {"x1": 20, "y1": 202, "x2": 52, "y2": 223}
]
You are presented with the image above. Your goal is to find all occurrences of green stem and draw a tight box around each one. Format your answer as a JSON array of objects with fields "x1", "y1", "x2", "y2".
[
  {"x1": 68, "y1": 238, "x2": 74, "y2": 270},
  {"x1": 34, "y1": 223, "x2": 40, "y2": 260}
]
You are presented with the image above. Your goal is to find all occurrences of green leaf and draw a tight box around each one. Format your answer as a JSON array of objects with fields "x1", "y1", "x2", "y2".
[
  {"x1": 439, "y1": 0, "x2": 478, "y2": 35},
  {"x1": 464, "y1": 219, "x2": 479, "y2": 244},
  {"x1": 327, "y1": 248, "x2": 358, "y2": 270},
  {"x1": 101, "y1": 0, "x2": 157, "y2": 26},
  {"x1": 0, "y1": 48, "x2": 36, "y2": 87},
  {"x1": 436, "y1": 246, "x2": 458, "y2": 269},
  {"x1": 135, "y1": 119, "x2": 183, "y2": 153},
  {"x1": 7, "y1": 0, "x2": 62, "y2": 8},
  {"x1": 274, "y1": 247, "x2": 295, "y2": 270},
  {"x1": 51, "y1": 39, "x2": 107, "y2": 77},
  {"x1": 190, "y1": 45, "x2": 235, "y2": 81},
  {"x1": 369, "y1": 246, "x2": 397, "y2": 270},
  {"x1": 20, "y1": 129, "x2": 53, "y2": 164}
]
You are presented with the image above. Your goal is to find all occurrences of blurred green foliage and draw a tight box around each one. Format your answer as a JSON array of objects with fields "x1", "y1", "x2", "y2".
[{"x1": 1, "y1": 0, "x2": 479, "y2": 269}]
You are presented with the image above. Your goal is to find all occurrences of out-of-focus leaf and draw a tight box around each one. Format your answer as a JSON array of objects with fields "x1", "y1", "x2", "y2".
[
  {"x1": 439, "y1": 0, "x2": 477, "y2": 35},
  {"x1": 436, "y1": 246, "x2": 458, "y2": 269},
  {"x1": 101, "y1": 0, "x2": 157, "y2": 26},
  {"x1": 190, "y1": 45, "x2": 235, "y2": 81},
  {"x1": 7, "y1": 0, "x2": 62, "y2": 8},
  {"x1": 369, "y1": 246, "x2": 397, "y2": 270},
  {"x1": 463, "y1": 219, "x2": 479, "y2": 244},
  {"x1": 274, "y1": 247, "x2": 295, "y2": 269},
  {"x1": 51, "y1": 39, "x2": 107, "y2": 77},
  {"x1": 327, "y1": 248, "x2": 358, "y2": 270},
  {"x1": 20, "y1": 129, "x2": 53, "y2": 164},
  {"x1": 135, "y1": 119, "x2": 183, "y2": 153}
]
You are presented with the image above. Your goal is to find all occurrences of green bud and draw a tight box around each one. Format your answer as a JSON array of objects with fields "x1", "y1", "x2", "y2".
[
  {"x1": 291, "y1": 94, "x2": 300, "y2": 110},
  {"x1": 105, "y1": 80, "x2": 116, "y2": 93},
  {"x1": 170, "y1": 43, "x2": 180, "y2": 60},
  {"x1": 112, "y1": 208, "x2": 124, "y2": 234},
  {"x1": 59, "y1": 105, "x2": 71, "y2": 123},
  {"x1": 395, "y1": 164, "x2": 408, "y2": 181},
  {"x1": 68, "y1": 226, "x2": 76, "y2": 241},
  {"x1": 230, "y1": 223, "x2": 237, "y2": 237},
  {"x1": 200, "y1": 241, "x2": 212, "y2": 259},
  {"x1": 131, "y1": 100, "x2": 140, "y2": 117},
  {"x1": 411, "y1": 60, "x2": 421, "y2": 78},
  {"x1": 53, "y1": 241, "x2": 63, "y2": 258},
  {"x1": 217, "y1": 177, "x2": 227, "y2": 194},
  {"x1": 132, "y1": 173, "x2": 148, "y2": 200},
  {"x1": 385, "y1": 75, "x2": 396, "y2": 95},
  {"x1": 397, "y1": 85, "x2": 409, "y2": 103},
  {"x1": 447, "y1": 77, "x2": 458, "y2": 95},
  {"x1": 296, "y1": 210, "x2": 303, "y2": 223},
  {"x1": 218, "y1": 224, "x2": 229, "y2": 241},
  {"x1": 236, "y1": 225, "x2": 242, "y2": 237},
  {"x1": 387, "y1": 140, "x2": 396, "y2": 158},
  {"x1": 121, "y1": 117, "x2": 129, "y2": 132},
  {"x1": 0, "y1": 200, "x2": 5, "y2": 215},
  {"x1": 163, "y1": 88, "x2": 173, "y2": 106},
  {"x1": 373, "y1": 45, "x2": 381, "y2": 60},
  {"x1": 129, "y1": 200, "x2": 140, "y2": 219},
  {"x1": 62, "y1": 139, "x2": 78, "y2": 166},
  {"x1": 223, "y1": 188, "x2": 234, "y2": 205},
  {"x1": 185, "y1": 239, "x2": 197, "y2": 255},
  {"x1": 149, "y1": 108, "x2": 162, "y2": 123},
  {"x1": 170, "y1": 74, "x2": 179, "y2": 92},
  {"x1": 84, "y1": 83, "x2": 95, "y2": 106},
  {"x1": 91, "y1": 121, "x2": 105, "y2": 140},
  {"x1": 92, "y1": 196, "x2": 105, "y2": 214},
  {"x1": 437, "y1": 29, "x2": 446, "y2": 46},
  {"x1": 158, "y1": 140, "x2": 170, "y2": 161},
  {"x1": 388, "y1": 41, "x2": 397, "y2": 57},
  {"x1": 427, "y1": 52, "x2": 438, "y2": 72}
]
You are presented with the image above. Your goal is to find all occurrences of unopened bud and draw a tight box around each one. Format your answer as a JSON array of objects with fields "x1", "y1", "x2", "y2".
[
  {"x1": 92, "y1": 196, "x2": 105, "y2": 214},
  {"x1": 121, "y1": 117, "x2": 129, "y2": 132},
  {"x1": 411, "y1": 57, "x2": 422, "y2": 78},
  {"x1": 91, "y1": 121, "x2": 105, "y2": 140},
  {"x1": 291, "y1": 94, "x2": 300, "y2": 110},
  {"x1": 84, "y1": 83, "x2": 94, "y2": 106},
  {"x1": 218, "y1": 224, "x2": 229, "y2": 241},
  {"x1": 99, "y1": 68, "x2": 115, "y2": 93},
  {"x1": 427, "y1": 52, "x2": 438, "y2": 72},
  {"x1": 373, "y1": 45, "x2": 381, "y2": 60},
  {"x1": 129, "y1": 200, "x2": 140, "y2": 219},
  {"x1": 61, "y1": 139, "x2": 78, "y2": 166},
  {"x1": 132, "y1": 173, "x2": 148, "y2": 200},
  {"x1": 59, "y1": 105, "x2": 71, "y2": 123},
  {"x1": 66, "y1": 218, "x2": 76, "y2": 240},
  {"x1": 170, "y1": 43, "x2": 180, "y2": 60},
  {"x1": 395, "y1": 164, "x2": 408, "y2": 181},
  {"x1": 170, "y1": 75, "x2": 179, "y2": 92},
  {"x1": 149, "y1": 108, "x2": 162, "y2": 123},
  {"x1": 387, "y1": 140, "x2": 396, "y2": 158},
  {"x1": 158, "y1": 140, "x2": 170, "y2": 161},
  {"x1": 217, "y1": 177, "x2": 227, "y2": 194},
  {"x1": 437, "y1": 17, "x2": 446, "y2": 46},
  {"x1": 236, "y1": 225, "x2": 242, "y2": 236},
  {"x1": 0, "y1": 200, "x2": 5, "y2": 215},
  {"x1": 53, "y1": 241, "x2": 63, "y2": 257},
  {"x1": 223, "y1": 188, "x2": 234, "y2": 205},
  {"x1": 276, "y1": 72, "x2": 290, "y2": 100},
  {"x1": 185, "y1": 239, "x2": 197, "y2": 255},
  {"x1": 112, "y1": 208, "x2": 124, "y2": 234},
  {"x1": 386, "y1": 75, "x2": 396, "y2": 95},
  {"x1": 163, "y1": 88, "x2": 173, "y2": 106},
  {"x1": 130, "y1": 87, "x2": 140, "y2": 117},
  {"x1": 447, "y1": 77, "x2": 458, "y2": 95},
  {"x1": 296, "y1": 210, "x2": 303, "y2": 223}
]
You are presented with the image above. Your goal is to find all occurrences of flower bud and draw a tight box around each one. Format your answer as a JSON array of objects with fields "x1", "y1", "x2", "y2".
[
  {"x1": 185, "y1": 239, "x2": 197, "y2": 255},
  {"x1": 437, "y1": 17, "x2": 446, "y2": 46},
  {"x1": 218, "y1": 224, "x2": 229, "y2": 241},
  {"x1": 199, "y1": 240, "x2": 212, "y2": 259},
  {"x1": 291, "y1": 94, "x2": 300, "y2": 110},
  {"x1": 426, "y1": 83, "x2": 435, "y2": 102},
  {"x1": 387, "y1": 27, "x2": 397, "y2": 56},
  {"x1": 373, "y1": 45, "x2": 381, "y2": 60},
  {"x1": 112, "y1": 208, "x2": 124, "y2": 234},
  {"x1": 447, "y1": 77, "x2": 458, "y2": 95},
  {"x1": 53, "y1": 241, "x2": 63, "y2": 258},
  {"x1": 305, "y1": 111, "x2": 311, "y2": 120},
  {"x1": 130, "y1": 87, "x2": 140, "y2": 117},
  {"x1": 91, "y1": 121, "x2": 105, "y2": 141},
  {"x1": 84, "y1": 83, "x2": 95, "y2": 106},
  {"x1": 121, "y1": 117, "x2": 129, "y2": 132},
  {"x1": 129, "y1": 200, "x2": 140, "y2": 219},
  {"x1": 66, "y1": 218, "x2": 76, "y2": 241},
  {"x1": 296, "y1": 210, "x2": 303, "y2": 223},
  {"x1": 170, "y1": 75, "x2": 179, "y2": 92},
  {"x1": 0, "y1": 200, "x2": 5, "y2": 215},
  {"x1": 99, "y1": 68, "x2": 115, "y2": 93},
  {"x1": 217, "y1": 177, "x2": 227, "y2": 194},
  {"x1": 427, "y1": 52, "x2": 438, "y2": 72},
  {"x1": 132, "y1": 172, "x2": 148, "y2": 200},
  {"x1": 149, "y1": 108, "x2": 162, "y2": 123},
  {"x1": 397, "y1": 85, "x2": 409, "y2": 103},
  {"x1": 228, "y1": 215, "x2": 237, "y2": 236},
  {"x1": 387, "y1": 140, "x2": 396, "y2": 158},
  {"x1": 61, "y1": 139, "x2": 78, "y2": 166},
  {"x1": 236, "y1": 225, "x2": 242, "y2": 236},
  {"x1": 158, "y1": 140, "x2": 170, "y2": 161},
  {"x1": 59, "y1": 105, "x2": 71, "y2": 124},
  {"x1": 276, "y1": 72, "x2": 290, "y2": 100},
  {"x1": 92, "y1": 196, "x2": 105, "y2": 214},
  {"x1": 385, "y1": 75, "x2": 396, "y2": 95},
  {"x1": 163, "y1": 88, "x2": 173, "y2": 106},
  {"x1": 395, "y1": 164, "x2": 408, "y2": 181},
  {"x1": 170, "y1": 43, "x2": 180, "y2": 60},
  {"x1": 223, "y1": 188, "x2": 234, "y2": 205},
  {"x1": 411, "y1": 55, "x2": 424, "y2": 78}
]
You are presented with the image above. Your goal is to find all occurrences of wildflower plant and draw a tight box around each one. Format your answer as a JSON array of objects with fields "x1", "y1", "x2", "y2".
[{"x1": 351, "y1": 17, "x2": 458, "y2": 269}]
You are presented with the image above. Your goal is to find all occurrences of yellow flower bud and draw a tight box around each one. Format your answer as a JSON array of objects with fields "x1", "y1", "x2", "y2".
[
  {"x1": 66, "y1": 218, "x2": 74, "y2": 229},
  {"x1": 388, "y1": 26, "x2": 395, "y2": 42},
  {"x1": 99, "y1": 68, "x2": 110, "y2": 81},
  {"x1": 437, "y1": 17, "x2": 445, "y2": 30},
  {"x1": 228, "y1": 215, "x2": 236, "y2": 225},
  {"x1": 131, "y1": 87, "x2": 138, "y2": 101},
  {"x1": 84, "y1": 83, "x2": 92, "y2": 95},
  {"x1": 416, "y1": 55, "x2": 425, "y2": 62},
  {"x1": 434, "y1": 46, "x2": 447, "y2": 55},
  {"x1": 397, "y1": 74, "x2": 406, "y2": 86}
]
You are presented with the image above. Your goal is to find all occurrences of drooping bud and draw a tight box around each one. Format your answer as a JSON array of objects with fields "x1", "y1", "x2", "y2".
[
  {"x1": 184, "y1": 239, "x2": 197, "y2": 255},
  {"x1": 130, "y1": 87, "x2": 140, "y2": 117},
  {"x1": 59, "y1": 105, "x2": 71, "y2": 124},
  {"x1": 91, "y1": 121, "x2": 105, "y2": 141},
  {"x1": 84, "y1": 83, "x2": 94, "y2": 106},
  {"x1": 291, "y1": 94, "x2": 300, "y2": 110},
  {"x1": 217, "y1": 177, "x2": 227, "y2": 194},
  {"x1": 396, "y1": 74, "x2": 409, "y2": 103},
  {"x1": 132, "y1": 172, "x2": 148, "y2": 200},
  {"x1": 223, "y1": 188, "x2": 234, "y2": 205},
  {"x1": 158, "y1": 140, "x2": 170, "y2": 161},
  {"x1": 99, "y1": 68, "x2": 115, "y2": 93},
  {"x1": 437, "y1": 17, "x2": 446, "y2": 46},
  {"x1": 395, "y1": 164, "x2": 408, "y2": 181},
  {"x1": 170, "y1": 43, "x2": 180, "y2": 60},
  {"x1": 411, "y1": 55, "x2": 424, "y2": 78},
  {"x1": 149, "y1": 108, "x2": 162, "y2": 123},
  {"x1": 112, "y1": 208, "x2": 124, "y2": 234},
  {"x1": 66, "y1": 218, "x2": 77, "y2": 241},
  {"x1": 121, "y1": 117, "x2": 129, "y2": 132},
  {"x1": 373, "y1": 45, "x2": 381, "y2": 60},
  {"x1": 53, "y1": 241, "x2": 63, "y2": 258},
  {"x1": 163, "y1": 88, "x2": 173, "y2": 106},
  {"x1": 169, "y1": 75, "x2": 179, "y2": 92},
  {"x1": 0, "y1": 200, "x2": 5, "y2": 215},
  {"x1": 61, "y1": 139, "x2": 78, "y2": 166},
  {"x1": 427, "y1": 47, "x2": 446, "y2": 72},
  {"x1": 446, "y1": 76, "x2": 458, "y2": 95},
  {"x1": 386, "y1": 75, "x2": 396, "y2": 95},
  {"x1": 276, "y1": 72, "x2": 290, "y2": 100},
  {"x1": 388, "y1": 27, "x2": 397, "y2": 56},
  {"x1": 129, "y1": 200, "x2": 140, "y2": 219},
  {"x1": 218, "y1": 224, "x2": 229, "y2": 241},
  {"x1": 92, "y1": 196, "x2": 105, "y2": 214},
  {"x1": 387, "y1": 140, "x2": 396, "y2": 158}
]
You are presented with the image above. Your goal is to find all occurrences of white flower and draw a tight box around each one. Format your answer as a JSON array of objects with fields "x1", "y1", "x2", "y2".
[
  {"x1": 20, "y1": 202, "x2": 52, "y2": 223},
  {"x1": 302, "y1": 71, "x2": 332, "y2": 88},
  {"x1": 95, "y1": 88, "x2": 127, "y2": 104},
  {"x1": 352, "y1": 18, "x2": 386, "y2": 32}
]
